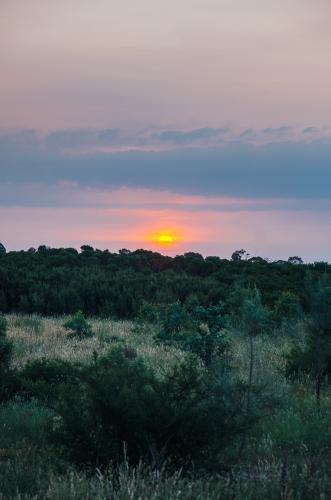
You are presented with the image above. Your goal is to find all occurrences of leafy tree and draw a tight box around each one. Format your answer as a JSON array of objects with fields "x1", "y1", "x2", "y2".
[
  {"x1": 63, "y1": 311, "x2": 93, "y2": 338},
  {"x1": 0, "y1": 243, "x2": 6, "y2": 256}
]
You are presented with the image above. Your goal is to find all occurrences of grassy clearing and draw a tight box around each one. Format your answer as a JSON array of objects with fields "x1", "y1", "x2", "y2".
[{"x1": 1, "y1": 314, "x2": 330, "y2": 499}]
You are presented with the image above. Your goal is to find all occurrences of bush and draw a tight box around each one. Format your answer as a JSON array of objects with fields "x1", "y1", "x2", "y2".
[
  {"x1": 50, "y1": 347, "x2": 250, "y2": 469},
  {"x1": 0, "y1": 398, "x2": 54, "y2": 449},
  {"x1": 20, "y1": 358, "x2": 80, "y2": 404},
  {"x1": 63, "y1": 311, "x2": 93, "y2": 338},
  {"x1": 153, "y1": 302, "x2": 227, "y2": 367}
]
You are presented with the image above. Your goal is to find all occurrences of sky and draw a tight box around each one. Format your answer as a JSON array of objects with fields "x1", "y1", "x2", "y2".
[{"x1": 1, "y1": 0, "x2": 331, "y2": 261}]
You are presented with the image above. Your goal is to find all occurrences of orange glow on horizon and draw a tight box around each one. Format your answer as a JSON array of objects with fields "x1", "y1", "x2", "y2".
[
  {"x1": 145, "y1": 228, "x2": 183, "y2": 248},
  {"x1": 133, "y1": 221, "x2": 200, "y2": 252}
]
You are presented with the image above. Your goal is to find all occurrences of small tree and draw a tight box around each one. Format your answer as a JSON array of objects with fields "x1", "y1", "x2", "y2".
[
  {"x1": 155, "y1": 302, "x2": 227, "y2": 368},
  {"x1": 234, "y1": 287, "x2": 270, "y2": 413},
  {"x1": 0, "y1": 243, "x2": 6, "y2": 256},
  {"x1": 63, "y1": 311, "x2": 93, "y2": 338}
]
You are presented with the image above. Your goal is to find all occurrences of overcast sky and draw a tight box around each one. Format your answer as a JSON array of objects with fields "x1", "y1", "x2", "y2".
[{"x1": 1, "y1": 1, "x2": 331, "y2": 260}]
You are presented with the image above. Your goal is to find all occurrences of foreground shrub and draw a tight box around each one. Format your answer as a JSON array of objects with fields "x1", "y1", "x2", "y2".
[
  {"x1": 50, "y1": 347, "x2": 250, "y2": 469},
  {"x1": 0, "y1": 398, "x2": 54, "y2": 449}
]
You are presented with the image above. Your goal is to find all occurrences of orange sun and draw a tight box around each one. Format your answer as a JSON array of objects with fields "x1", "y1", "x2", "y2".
[
  {"x1": 156, "y1": 234, "x2": 174, "y2": 245},
  {"x1": 149, "y1": 230, "x2": 180, "y2": 247}
]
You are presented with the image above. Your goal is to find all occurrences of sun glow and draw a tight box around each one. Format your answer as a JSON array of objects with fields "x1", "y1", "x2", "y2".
[
  {"x1": 157, "y1": 234, "x2": 174, "y2": 245},
  {"x1": 148, "y1": 229, "x2": 181, "y2": 248}
]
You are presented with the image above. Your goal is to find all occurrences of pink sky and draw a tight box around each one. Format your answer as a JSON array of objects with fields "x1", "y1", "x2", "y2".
[
  {"x1": 1, "y1": 1, "x2": 331, "y2": 261},
  {"x1": 1, "y1": 0, "x2": 331, "y2": 130}
]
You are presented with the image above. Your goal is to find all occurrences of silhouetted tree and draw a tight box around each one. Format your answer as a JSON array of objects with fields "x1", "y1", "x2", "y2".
[
  {"x1": 288, "y1": 256, "x2": 303, "y2": 265},
  {"x1": 231, "y1": 249, "x2": 247, "y2": 262}
]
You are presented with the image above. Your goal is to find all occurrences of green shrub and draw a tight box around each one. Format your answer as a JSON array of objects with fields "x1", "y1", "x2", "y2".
[
  {"x1": 50, "y1": 347, "x2": 250, "y2": 469},
  {"x1": 273, "y1": 291, "x2": 303, "y2": 327},
  {"x1": 153, "y1": 302, "x2": 227, "y2": 367},
  {"x1": 0, "y1": 398, "x2": 54, "y2": 449},
  {"x1": 63, "y1": 310, "x2": 93, "y2": 338},
  {"x1": 262, "y1": 397, "x2": 331, "y2": 455},
  {"x1": 20, "y1": 358, "x2": 80, "y2": 404}
]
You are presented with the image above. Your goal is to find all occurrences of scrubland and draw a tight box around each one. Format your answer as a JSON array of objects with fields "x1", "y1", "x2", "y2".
[{"x1": 0, "y1": 313, "x2": 330, "y2": 499}]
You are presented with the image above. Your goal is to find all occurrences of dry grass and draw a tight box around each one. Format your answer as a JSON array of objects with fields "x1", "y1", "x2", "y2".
[{"x1": 6, "y1": 314, "x2": 185, "y2": 374}]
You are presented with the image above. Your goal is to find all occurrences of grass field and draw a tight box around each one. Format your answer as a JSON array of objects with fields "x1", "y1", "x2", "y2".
[{"x1": 0, "y1": 314, "x2": 330, "y2": 499}]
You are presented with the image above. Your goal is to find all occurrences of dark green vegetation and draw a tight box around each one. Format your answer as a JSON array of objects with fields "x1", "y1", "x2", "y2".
[
  {"x1": 0, "y1": 245, "x2": 330, "y2": 498},
  {"x1": 0, "y1": 243, "x2": 330, "y2": 318}
]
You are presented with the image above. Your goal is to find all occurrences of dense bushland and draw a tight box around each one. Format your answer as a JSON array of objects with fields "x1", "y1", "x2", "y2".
[
  {"x1": 0, "y1": 244, "x2": 330, "y2": 317},
  {"x1": 0, "y1": 247, "x2": 330, "y2": 498}
]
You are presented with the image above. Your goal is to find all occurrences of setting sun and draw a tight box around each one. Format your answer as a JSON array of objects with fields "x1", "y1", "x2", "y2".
[
  {"x1": 146, "y1": 229, "x2": 183, "y2": 248},
  {"x1": 157, "y1": 234, "x2": 174, "y2": 245}
]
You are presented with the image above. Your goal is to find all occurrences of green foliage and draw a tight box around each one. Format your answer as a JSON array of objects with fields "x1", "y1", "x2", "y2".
[
  {"x1": 153, "y1": 302, "x2": 227, "y2": 367},
  {"x1": 285, "y1": 277, "x2": 331, "y2": 400},
  {"x1": 20, "y1": 358, "x2": 80, "y2": 404},
  {"x1": 0, "y1": 398, "x2": 54, "y2": 449},
  {"x1": 63, "y1": 310, "x2": 93, "y2": 338},
  {"x1": 273, "y1": 290, "x2": 303, "y2": 326},
  {"x1": 157, "y1": 302, "x2": 191, "y2": 342},
  {"x1": 50, "y1": 347, "x2": 249, "y2": 469},
  {"x1": 264, "y1": 397, "x2": 331, "y2": 455},
  {"x1": 0, "y1": 244, "x2": 329, "y2": 319},
  {"x1": 239, "y1": 287, "x2": 271, "y2": 337},
  {"x1": 0, "y1": 311, "x2": 330, "y2": 498}
]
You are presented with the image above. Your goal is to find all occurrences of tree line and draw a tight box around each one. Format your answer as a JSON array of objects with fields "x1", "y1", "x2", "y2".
[{"x1": 0, "y1": 243, "x2": 329, "y2": 318}]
